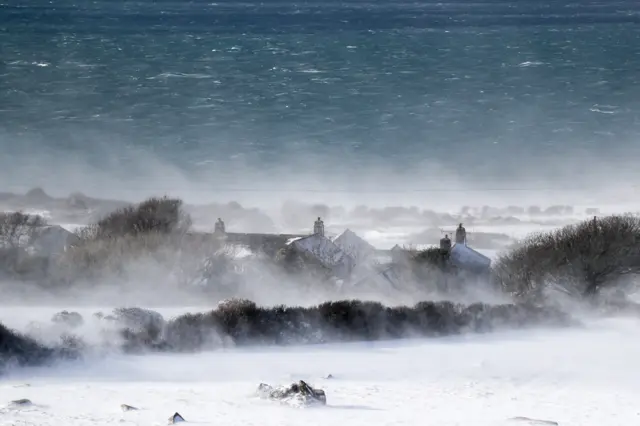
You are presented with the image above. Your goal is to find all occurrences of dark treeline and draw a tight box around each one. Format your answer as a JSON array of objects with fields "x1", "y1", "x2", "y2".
[
  {"x1": 1, "y1": 299, "x2": 574, "y2": 372},
  {"x1": 133, "y1": 299, "x2": 573, "y2": 352}
]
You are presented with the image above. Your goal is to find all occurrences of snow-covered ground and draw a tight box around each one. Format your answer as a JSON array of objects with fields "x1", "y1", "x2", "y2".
[{"x1": 1, "y1": 307, "x2": 640, "y2": 426}]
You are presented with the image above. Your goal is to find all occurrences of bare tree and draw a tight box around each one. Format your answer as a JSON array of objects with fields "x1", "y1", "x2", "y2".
[
  {"x1": 0, "y1": 212, "x2": 47, "y2": 248},
  {"x1": 78, "y1": 196, "x2": 192, "y2": 242},
  {"x1": 0, "y1": 212, "x2": 48, "y2": 279},
  {"x1": 493, "y1": 215, "x2": 640, "y2": 299}
]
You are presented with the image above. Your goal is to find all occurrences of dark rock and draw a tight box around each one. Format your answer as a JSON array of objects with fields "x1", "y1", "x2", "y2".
[
  {"x1": 121, "y1": 404, "x2": 139, "y2": 412},
  {"x1": 169, "y1": 412, "x2": 186, "y2": 424},
  {"x1": 257, "y1": 380, "x2": 327, "y2": 406},
  {"x1": 10, "y1": 398, "x2": 32, "y2": 406}
]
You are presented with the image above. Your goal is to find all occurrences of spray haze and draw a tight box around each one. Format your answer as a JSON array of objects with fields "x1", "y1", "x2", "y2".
[{"x1": 2, "y1": 0, "x2": 640, "y2": 423}]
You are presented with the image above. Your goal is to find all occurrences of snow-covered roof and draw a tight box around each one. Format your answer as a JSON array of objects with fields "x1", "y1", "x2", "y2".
[
  {"x1": 287, "y1": 234, "x2": 353, "y2": 268},
  {"x1": 216, "y1": 244, "x2": 254, "y2": 259},
  {"x1": 450, "y1": 243, "x2": 492, "y2": 269},
  {"x1": 332, "y1": 229, "x2": 377, "y2": 262},
  {"x1": 286, "y1": 236, "x2": 303, "y2": 245}
]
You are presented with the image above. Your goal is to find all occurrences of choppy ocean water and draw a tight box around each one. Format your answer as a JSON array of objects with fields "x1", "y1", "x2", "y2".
[{"x1": 2, "y1": 1, "x2": 640, "y2": 201}]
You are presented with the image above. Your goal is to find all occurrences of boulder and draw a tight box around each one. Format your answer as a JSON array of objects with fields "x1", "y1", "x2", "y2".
[
  {"x1": 10, "y1": 398, "x2": 32, "y2": 407},
  {"x1": 257, "y1": 380, "x2": 326, "y2": 406},
  {"x1": 169, "y1": 412, "x2": 186, "y2": 424}
]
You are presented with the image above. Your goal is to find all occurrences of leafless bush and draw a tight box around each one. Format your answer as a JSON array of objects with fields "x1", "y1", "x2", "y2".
[
  {"x1": 411, "y1": 247, "x2": 445, "y2": 268},
  {"x1": 0, "y1": 212, "x2": 47, "y2": 248},
  {"x1": 53, "y1": 229, "x2": 232, "y2": 286},
  {"x1": 0, "y1": 212, "x2": 48, "y2": 279},
  {"x1": 53, "y1": 232, "x2": 180, "y2": 282},
  {"x1": 493, "y1": 215, "x2": 640, "y2": 300},
  {"x1": 45, "y1": 197, "x2": 203, "y2": 284},
  {"x1": 77, "y1": 196, "x2": 191, "y2": 241},
  {"x1": 408, "y1": 247, "x2": 477, "y2": 294}
]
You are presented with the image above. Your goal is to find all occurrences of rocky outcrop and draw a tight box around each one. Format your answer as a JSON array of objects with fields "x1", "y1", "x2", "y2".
[{"x1": 257, "y1": 380, "x2": 326, "y2": 406}]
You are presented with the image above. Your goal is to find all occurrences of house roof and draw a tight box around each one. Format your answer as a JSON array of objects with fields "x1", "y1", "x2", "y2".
[{"x1": 287, "y1": 233, "x2": 353, "y2": 266}]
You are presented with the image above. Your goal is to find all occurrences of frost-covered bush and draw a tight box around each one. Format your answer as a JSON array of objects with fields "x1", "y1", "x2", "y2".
[{"x1": 493, "y1": 215, "x2": 640, "y2": 300}]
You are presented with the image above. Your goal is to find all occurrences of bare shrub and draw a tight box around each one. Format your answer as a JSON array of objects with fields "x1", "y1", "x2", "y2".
[
  {"x1": 0, "y1": 212, "x2": 47, "y2": 248},
  {"x1": 493, "y1": 215, "x2": 640, "y2": 300},
  {"x1": 274, "y1": 244, "x2": 336, "y2": 284},
  {"x1": 78, "y1": 196, "x2": 191, "y2": 241},
  {"x1": 412, "y1": 247, "x2": 445, "y2": 268},
  {"x1": 0, "y1": 212, "x2": 48, "y2": 279},
  {"x1": 406, "y1": 247, "x2": 486, "y2": 295},
  {"x1": 53, "y1": 232, "x2": 187, "y2": 283},
  {"x1": 47, "y1": 197, "x2": 203, "y2": 285}
]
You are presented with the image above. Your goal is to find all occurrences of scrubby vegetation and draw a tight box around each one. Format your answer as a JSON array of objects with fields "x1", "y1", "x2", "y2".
[
  {"x1": 493, "y1": 215, "x2": 640, "y2": 301},
  {"x1": 0, "y1": 321, "x2": 81, "y2": 373},
  {"x1": 0, "y1": 211, "x2": 49, "y2": 280},
  {"x1": 0, "y1": 298, "x2": 574, "y2": 369},
  {"x1": 148, "y1": 298, "x2": 572, "y2": 352},
  {"x1": 0, "y1": 197, "x2": 227, "y2": 287},
  {"x1": 77, "y1": 196, "x2": 191, "y2": 241},
  {"x1": 0, "y1": 211, "x2": 48, "y2": 248}
]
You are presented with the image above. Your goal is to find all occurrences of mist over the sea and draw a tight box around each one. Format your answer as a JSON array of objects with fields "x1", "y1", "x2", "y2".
[{"x1": 2, "y1": 0, "x2": 640, "y2": 208}]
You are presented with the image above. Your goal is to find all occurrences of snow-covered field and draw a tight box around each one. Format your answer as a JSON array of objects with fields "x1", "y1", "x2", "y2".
[{"x1": 1, "y1": 307, "x2": 639, "y2": 426}]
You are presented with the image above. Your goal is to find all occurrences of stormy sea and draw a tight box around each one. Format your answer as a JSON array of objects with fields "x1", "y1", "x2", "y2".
[{"x1": 1, "y1": 1, "x2": 640, "y2": 425}]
